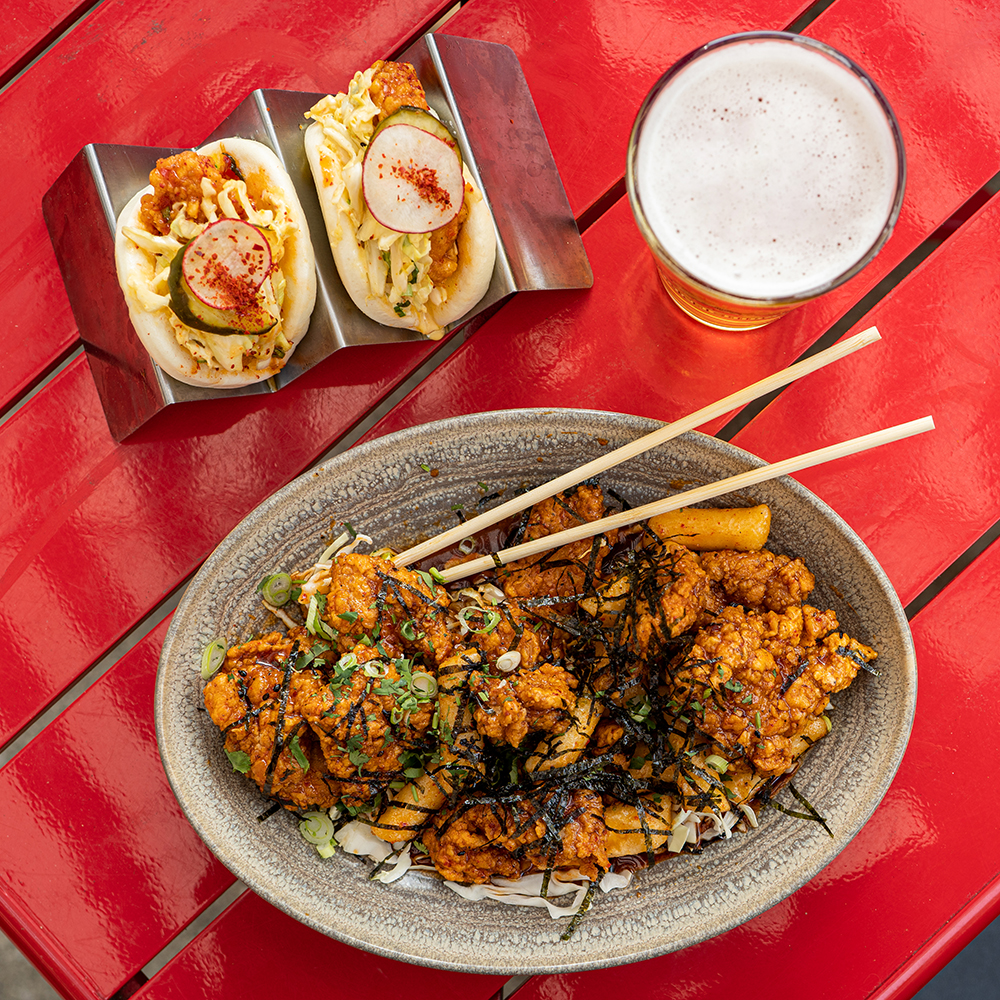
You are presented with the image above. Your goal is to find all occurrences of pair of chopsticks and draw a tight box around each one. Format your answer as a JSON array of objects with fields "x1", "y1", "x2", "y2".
[{"x1": 392, "y1": 327, "x2": 934, "y2": 584}]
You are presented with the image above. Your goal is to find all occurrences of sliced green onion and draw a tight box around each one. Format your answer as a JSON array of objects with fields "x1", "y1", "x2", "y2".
[
  {"x1": 201, "y1": 639, "x2": 227, "y2": 680},
  {"x1": 458, "y1": 537, "x2": 476, "y2": 554},
  {"x1": 306, "y1": 595, "x2": 336, "y2": 640},
  {"x1": 409, "y1": 671, "x2": 438, "y2": 698},
  {"x1": 363, "y1": 661, "x2": 390, "y2": 678},
  {"x1": 823, "y1": 714, "x2": 832, "y2": 733},
  {"x1": 289, "y1": 733, "x2": 309, "y2": 772},
  {"x1": 299, "y1": 810, "x2": 335, "y2": 845},
  {"x1": 704, "y1": 754, "x2": 730, "y2": 774},
  {"x1": 458, "y1": 606, "x2": 501, "y2": 634},
  {"x1": 336, "y1": 652, "x2": 359, "y2": 672},
  {"x1": 316, "y1": 840, "x2": 337, "y2": 858},
  {"x1": 259, "y1": 573, "x2": 292, "y2": 606},
  {"x1": 400, "y1": 619, "x2": 417, "y2": 641}
]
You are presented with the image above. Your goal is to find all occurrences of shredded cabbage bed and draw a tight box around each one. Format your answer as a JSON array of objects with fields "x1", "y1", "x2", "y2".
[{"x1": 322, "y1": 805, "x2": 750, "y2": 922}]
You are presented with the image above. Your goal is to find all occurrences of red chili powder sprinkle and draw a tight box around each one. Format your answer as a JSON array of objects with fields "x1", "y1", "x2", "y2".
[
  {"x1": 192, "y1": 247, "x2": 266, "y2": 315},
  {"x1": 391, "y1": 162, "x2": 451, "y2": 209}
]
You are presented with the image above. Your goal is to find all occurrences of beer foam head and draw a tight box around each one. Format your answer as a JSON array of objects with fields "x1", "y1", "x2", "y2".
[{"x1": 633, "y1": 38, "x2": 901, "y2": 300}]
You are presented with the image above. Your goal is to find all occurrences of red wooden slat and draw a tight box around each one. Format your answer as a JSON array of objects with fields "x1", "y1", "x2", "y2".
[
  {"x1": 873, "y1": 879, "x2": 1000, "y2": 1000},
  {"x1": 0, "y1": 619, "x2": 235, "y2": 1000},
  {"x1": 361, "y1": 0, "x2": 1000, "y2": 456},
  {"x1": 0, "y1": 0, "x2": 99, "y2": 83},
  {"x1": 130, "y1": 890, "x2": 506, "y2": 1000},
  {"x1": 509, "y1": 533, "x2": 1000, "y2": 1000},
  {"x1": 0, "y1": 0, "x2": 453, "y2": 410}
]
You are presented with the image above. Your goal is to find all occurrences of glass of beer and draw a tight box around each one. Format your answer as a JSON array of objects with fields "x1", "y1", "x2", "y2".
[{"x1": 626, "y1": 31, "x2": 906, "y2": 330}]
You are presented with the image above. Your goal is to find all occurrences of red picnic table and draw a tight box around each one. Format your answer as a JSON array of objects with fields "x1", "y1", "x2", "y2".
[{"x1": 2, "y1": 0, "x2": 999, "y2": 998}]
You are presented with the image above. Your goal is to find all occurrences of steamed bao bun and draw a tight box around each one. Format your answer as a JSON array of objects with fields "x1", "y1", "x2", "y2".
[
  {"x1": 304, "y1": 66, "x2": 496, "y2": 340},
  {"x1": 114, "y1": 137, "x2": 317, "y2": 388}
]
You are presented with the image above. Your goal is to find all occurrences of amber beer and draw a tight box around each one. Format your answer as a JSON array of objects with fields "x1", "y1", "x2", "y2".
[{"x1": 627, "y1": 32, "x2": 905, "y2": 330}]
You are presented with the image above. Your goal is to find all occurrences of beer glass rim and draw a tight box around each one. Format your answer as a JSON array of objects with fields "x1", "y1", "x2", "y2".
[{"x1": 626, "y1": 30, "x2": 907, "y2": 309}]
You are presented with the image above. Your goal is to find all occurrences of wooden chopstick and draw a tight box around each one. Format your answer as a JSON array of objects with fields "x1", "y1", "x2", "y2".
[
  {"x1": 393, "y1": 327, "x2": 882, "y2": 569},
  {"x1": 434, "y1": 415, "x2": 934, "y2": 584}
]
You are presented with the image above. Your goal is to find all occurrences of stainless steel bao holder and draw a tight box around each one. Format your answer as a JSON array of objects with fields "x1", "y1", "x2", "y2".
[{"x1": 42, "y1": 34, "x2": 593, "y2": 441}]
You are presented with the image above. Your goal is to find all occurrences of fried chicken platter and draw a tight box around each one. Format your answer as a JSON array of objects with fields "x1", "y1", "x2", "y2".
[{"x1": 156, "y1": 410, "x2": 916, "y2": 973}]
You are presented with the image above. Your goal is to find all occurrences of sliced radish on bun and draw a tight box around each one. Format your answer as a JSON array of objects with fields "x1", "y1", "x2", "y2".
[{"x1": 362, "y1": 122, "x2": 465, "y2": 233}]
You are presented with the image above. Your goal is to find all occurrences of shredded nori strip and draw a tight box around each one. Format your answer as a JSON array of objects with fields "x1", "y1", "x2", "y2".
[
  {"x1": 561, "y1": 881, "x2": 598, "y2": 941},
  {"x1": 762, "y1": 783, "x2": 833, "y2": 836}
]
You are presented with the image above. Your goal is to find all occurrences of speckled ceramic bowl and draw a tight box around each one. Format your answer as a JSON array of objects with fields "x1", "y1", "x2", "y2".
[{"x1": 155, "y1": 409, "x2": 916, "y2": 974}]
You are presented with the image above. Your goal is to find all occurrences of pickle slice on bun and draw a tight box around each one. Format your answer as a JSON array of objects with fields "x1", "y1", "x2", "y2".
[
  {"x1": 304, "y1": 61, "x2": 495, "y2": 340},
  {"x1": 114, "y1": 137, "x2": 317, "y2": 388}
]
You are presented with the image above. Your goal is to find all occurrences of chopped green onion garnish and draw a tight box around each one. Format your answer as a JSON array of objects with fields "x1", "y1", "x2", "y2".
[
  {"x1": 289, "y1": 733, "x2": 309, "y2": 772},
  {"x1": 306, "y1": 595, "x2": 336, "y2": 640},
  {"x1": 316, "y1": 840, "x2": 336, "y2": 858},
  {"x1": 409, "y1": 671, "x2": 438, "y2": 699},
  {"x1": 458, "y1": 606, "x2": 501, "y2": 634},
  {"x1": 704, "y1": 754, "x2": 729, "y2": 774},
  {"x1": 299, "y1": 810, "x2": 335, "y2": 846},
  {"x1": 337, "y1": 652, "x2": 358, "y2": 672},
  {"x1": 259, "y1": 573, "x2": 293, "y2": 606},
  {"x1": 201, "y1": 639, "x2": 227, "y2": 680}
]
